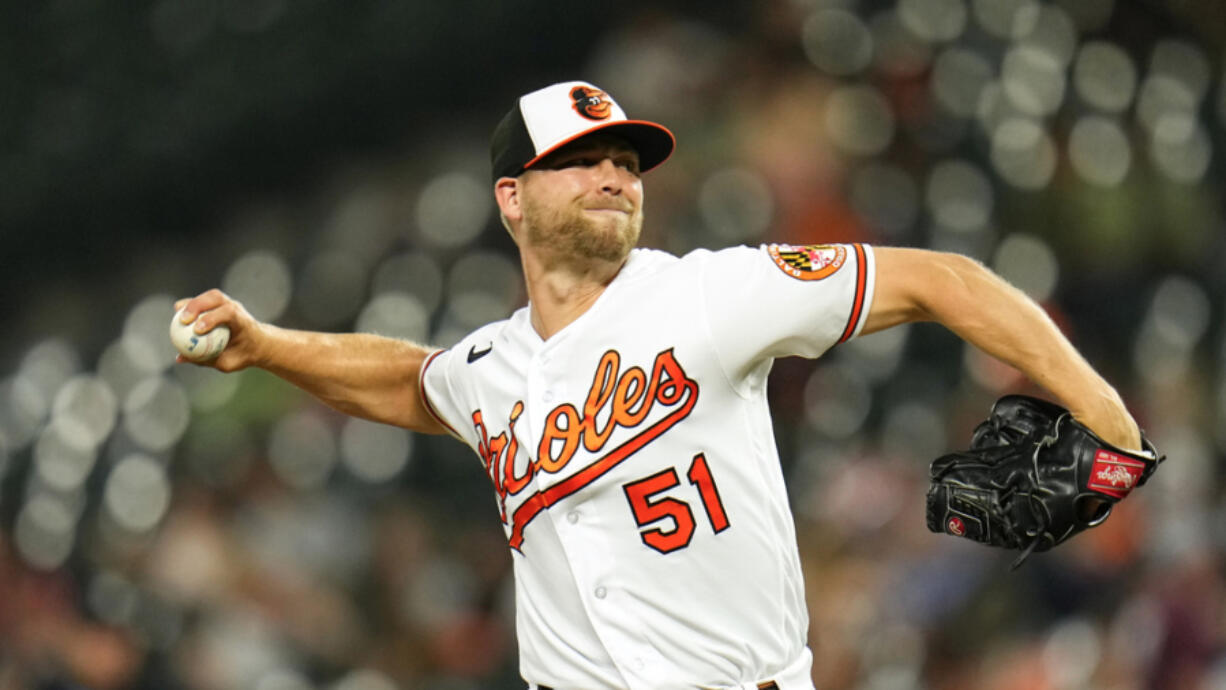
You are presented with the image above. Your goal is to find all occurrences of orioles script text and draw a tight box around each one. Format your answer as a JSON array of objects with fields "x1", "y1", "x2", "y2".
[{"x1": 470, "y1": 348, "x2": 699, "y2": 550}]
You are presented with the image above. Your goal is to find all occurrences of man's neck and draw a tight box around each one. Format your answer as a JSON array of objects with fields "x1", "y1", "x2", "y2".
[{"x1": 521, "y1": 248, "x2": 628, "y2": 340}]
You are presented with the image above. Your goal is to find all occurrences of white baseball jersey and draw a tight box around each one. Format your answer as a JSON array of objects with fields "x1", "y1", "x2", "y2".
[{"x1": 419, "y1": 242, "x2": 875, "y2": 689}]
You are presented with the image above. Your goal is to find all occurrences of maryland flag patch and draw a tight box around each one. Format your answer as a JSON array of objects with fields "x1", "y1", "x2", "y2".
[{"x1": 767, "y1": 243, "x2": 847, "y2": 281}]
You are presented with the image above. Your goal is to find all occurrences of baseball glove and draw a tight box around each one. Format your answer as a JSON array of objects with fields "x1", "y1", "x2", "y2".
[{"x1": 926, "y1": 394, "x2": 1163, "y2": 568}]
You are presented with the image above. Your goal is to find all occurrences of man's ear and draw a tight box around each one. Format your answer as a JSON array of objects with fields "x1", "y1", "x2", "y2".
[{"x1": 494, "y1": 177, "x2": 522, "y2": 224}]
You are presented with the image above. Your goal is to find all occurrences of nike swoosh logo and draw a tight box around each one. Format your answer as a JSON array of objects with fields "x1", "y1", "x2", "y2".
[{"x1": 467, "y1": 343, "x2": 493, "y2": 364}]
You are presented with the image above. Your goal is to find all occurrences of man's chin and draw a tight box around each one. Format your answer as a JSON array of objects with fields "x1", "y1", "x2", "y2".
[
  {"x1": 522, "y1": 209, "x2": 641, "y2": 268},
  {"x1": 562, "y1": 229, "x2": 637, "y2": 267}
]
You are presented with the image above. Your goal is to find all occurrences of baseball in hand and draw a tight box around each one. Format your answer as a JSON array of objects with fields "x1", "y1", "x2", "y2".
[{"x1": 169, "y1": 307, "x2": 230, "y2": 361}]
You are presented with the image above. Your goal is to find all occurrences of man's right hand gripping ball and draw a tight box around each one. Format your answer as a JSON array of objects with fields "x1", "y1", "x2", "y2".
[{"x1": 926, "y1": 394, "x2": 1163, "y2": 568}]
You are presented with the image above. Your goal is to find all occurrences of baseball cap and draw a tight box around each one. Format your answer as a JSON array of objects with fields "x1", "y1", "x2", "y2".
[{"x1": 490, "y1": 81, "x2": 675, "y2": 182}]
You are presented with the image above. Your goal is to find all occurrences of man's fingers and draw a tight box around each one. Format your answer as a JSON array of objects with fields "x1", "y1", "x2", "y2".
[
  {"x1": 176, "y1": 289, "x2": 237, "y2": 331},
  {"x1": 191, "y1": 303, "x2": 237, "y2": 334},
  {"x1": 179, "y1": 288, "x2": 232, "y2": 323}
]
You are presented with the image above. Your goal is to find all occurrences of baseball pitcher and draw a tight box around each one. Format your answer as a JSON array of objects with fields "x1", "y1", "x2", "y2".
[{"x1": 175, "y1": 82, "x2": 1154, "y2": 689}]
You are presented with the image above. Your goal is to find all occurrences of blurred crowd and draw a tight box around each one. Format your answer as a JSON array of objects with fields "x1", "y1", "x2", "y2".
[{"x1": 3, "y1": 0, "x2": 1225, "y2": 688}]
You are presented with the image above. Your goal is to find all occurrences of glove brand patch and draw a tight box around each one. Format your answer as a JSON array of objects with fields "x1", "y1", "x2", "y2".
[
  {"x1": 767, "y1": 243, "x2": 847, "y2": 281},
  {"x1": 947, "y1": 516, "x2": 966, "y2": 536},
  {"x1": 570, "y1": 86, "x2": 613, "y2": 121},
  {"x1": 1088, "y1": 449, "x2": 1146, "y2": 499}
]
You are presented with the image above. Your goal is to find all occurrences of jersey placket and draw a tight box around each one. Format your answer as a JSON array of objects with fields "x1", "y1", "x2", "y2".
[
  {"x1": 530, "y1": 339, "x2": 669, "y2": 687},
  {"x1": 528, "y1": 342, "x2": 623, "y2": 678}
]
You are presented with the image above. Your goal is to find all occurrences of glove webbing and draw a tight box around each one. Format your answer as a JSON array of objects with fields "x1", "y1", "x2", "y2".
[{"x1": 1009, "y1": 412, "x2": 1066, "y2": 570}]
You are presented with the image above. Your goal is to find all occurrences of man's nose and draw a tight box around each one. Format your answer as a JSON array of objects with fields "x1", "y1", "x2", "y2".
[{"x1": 593, "y1": 158, "x2": 625, "y2": 193}]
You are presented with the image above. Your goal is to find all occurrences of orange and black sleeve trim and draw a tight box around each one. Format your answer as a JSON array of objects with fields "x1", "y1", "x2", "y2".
[
  {"x1": 418, "y1": 349, "x2": 461, "y2": 438},
  {"x1": 837, "y1": 243, "x2": 869, "y2": 344}
]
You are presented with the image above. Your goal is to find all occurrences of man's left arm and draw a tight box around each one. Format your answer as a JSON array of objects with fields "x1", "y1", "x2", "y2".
[{"x1": 862, "y1": 246, "x2": 1142, "y2": 451}]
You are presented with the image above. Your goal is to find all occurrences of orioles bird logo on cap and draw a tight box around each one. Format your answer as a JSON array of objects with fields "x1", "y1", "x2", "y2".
[{"x1": 570, "y1": 86, "x2": 612, "y2": 121}]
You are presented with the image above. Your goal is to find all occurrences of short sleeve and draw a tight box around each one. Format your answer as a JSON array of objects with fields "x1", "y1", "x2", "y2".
[
  {"x1": 700, "y1": 243, "x2": 875, "y2": 384},
  {"x1": 419, "y1": 347, "x2": 480, "y2": 450}
]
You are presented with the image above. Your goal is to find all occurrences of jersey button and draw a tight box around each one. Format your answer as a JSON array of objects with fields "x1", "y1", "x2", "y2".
[
  {"x1": 567, "y1": 511, "x2": 579, "y2": 524},
  {"x1": 594, "y1": 586, "x2": 607, "y2": 599},
  {"x1": 542, "y1": 390, "x2": 554, "y2": 402}
]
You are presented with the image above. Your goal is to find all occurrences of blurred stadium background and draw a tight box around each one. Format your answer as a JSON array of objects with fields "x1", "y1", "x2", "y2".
[{"x1": 2, "y1": 0, "x2": 1225, "y2": 688}]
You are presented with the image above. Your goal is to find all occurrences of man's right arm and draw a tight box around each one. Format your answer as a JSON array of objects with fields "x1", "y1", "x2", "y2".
[{"x1": 175, "y1": 289, "x2": 448, "y2": 434}]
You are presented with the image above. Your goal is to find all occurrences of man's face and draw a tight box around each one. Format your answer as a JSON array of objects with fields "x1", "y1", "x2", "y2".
[{"x1": 516, "y1": 134, "x2": 644, "y2": 266}]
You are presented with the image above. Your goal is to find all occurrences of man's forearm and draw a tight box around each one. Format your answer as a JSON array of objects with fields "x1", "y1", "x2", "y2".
[
  {"x1": 176, "y1": 289, "x2": 446, "y2": 433},
  {"x1": 253, "y1": 325, "x2": 439, "y2": 431},
  {"x1": 922, "y1": 254, "x2": 1141, "y2": 450},
  {"x1": 866, "y1": 248, "x2": 1142, "y2": 450}
]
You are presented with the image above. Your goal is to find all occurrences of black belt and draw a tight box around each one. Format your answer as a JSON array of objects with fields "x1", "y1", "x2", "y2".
[{"x1": 537, "y1": 683, "x2": 779, "y2": 689}]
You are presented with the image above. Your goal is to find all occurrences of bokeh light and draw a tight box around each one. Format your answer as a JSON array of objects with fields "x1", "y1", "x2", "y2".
[
  {"x1": 1073, "y1": 41, "x2": 1138, "y2": 113},
  {"x1": 1149, "y1": 39, "x2": 1211, "y2": 105},
  {"x1": 1042, "y1": 617, "x2": 1103, "y2": 689},
  {"x1": 1068, "y1": 115, "x2": 1133, "y2": 187},
  {"x1": 15, "y1": 493, "x2": 77, "y2": 571},
  {"x1": 1137, "y1": 76, "x2": 1198, "y2": 138},
  {"x1": 50, "y1": 375, "x2": 119, "y2": 447},
  {"x1": 20, "y1": 339, "x2": 82, "y2": 403},
  {"x1": 1, "y1": 372, "x2": 54, "y2": 451},
  {"x1": 1133, "y1": 275, "x2": 1211, "y2": 385},
  {"x1": 1148, "y1": 113, "x2": 1212, "y2": 183},
  {"x1": 825, "y1": 85, "x2": 896, "y2": 157},
  {"x1": 123, "y1": 375, "x2": 192, "y2": 452},
  {"x1": 990, "y1": 118, "x2": 1057, "y2": 189},
  {"x1": 104, "y1": 453, "x2": 173, "y2": 533},
  {"x1": 1012, "y1": 4, "x2": 1077, "y2": 67},
  {"x1": 87, "y1": 569, "x2": 142, "y2": 627},
  {"x1": 898, "y1": 0, "x2": 968, "y2": 44},
  {"x1": 415, "y1": 172, "x2": 490, "y2": 249},
  {"x1": 370, "y1": 251, "x2": 445, "y2": 316},
  {"x1": 444, "y1": 250, "x2": 522, "y2": 331},
  {"x1": 697, "y1": 167, "x2": 775, "y2": 243},
  {"x1": 339, "y1": 417, "x2": 412, "y2": 483},
  {"x1": 841, "y1": 324, "x2": 911, "y2": 383},
  {"x1": 869, "y1": 10, "x2": 932, "y2": 77},
  {"x1": 1056, "y1": 0, "x2": 1114, "y2": 33},
  {"x1": 222, "y1": 250, "x2": 294, "y2": 322},
  {"x1": 268, "y1": 410, "x2": 338, "y2": 489},
  {"x1": 931, "y1": 47, "x2": 994, "y2": 118},
  {"x1": 804, "y1": 363, "x2": 873, "y2": 439},
  {"x1": 33, "y1": 423, "x2": 98, "y2": 493},
  {"x1": 803, "y1": 9, "x2": 874, "y2": 77},
  {"x1": 972, "y1": 0, "x2": 1036, "y2": 39},
  {"x1": 991, "y1": 233, "x2": 1059, "y2": 303},
  {"x1": 926, "y1": 159, "x2": 994, "y2": 232},
  {"x1": 173, "y1": 362, "x2": 243, "y2": 412},
  {"x1": 355, "y1": 292, "x2": 431, "y2": 343},
  {"x1": 1001, "y1": 45, "x2": 1066, "y2": 117},
  {"x1": 122, "y1": 295, "x2": 180, "y2": 371}
]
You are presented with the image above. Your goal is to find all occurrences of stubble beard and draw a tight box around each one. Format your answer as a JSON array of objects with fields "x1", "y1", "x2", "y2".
[{"x1": 521, "y1": 195, "x2": 642, "y2": 271}]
